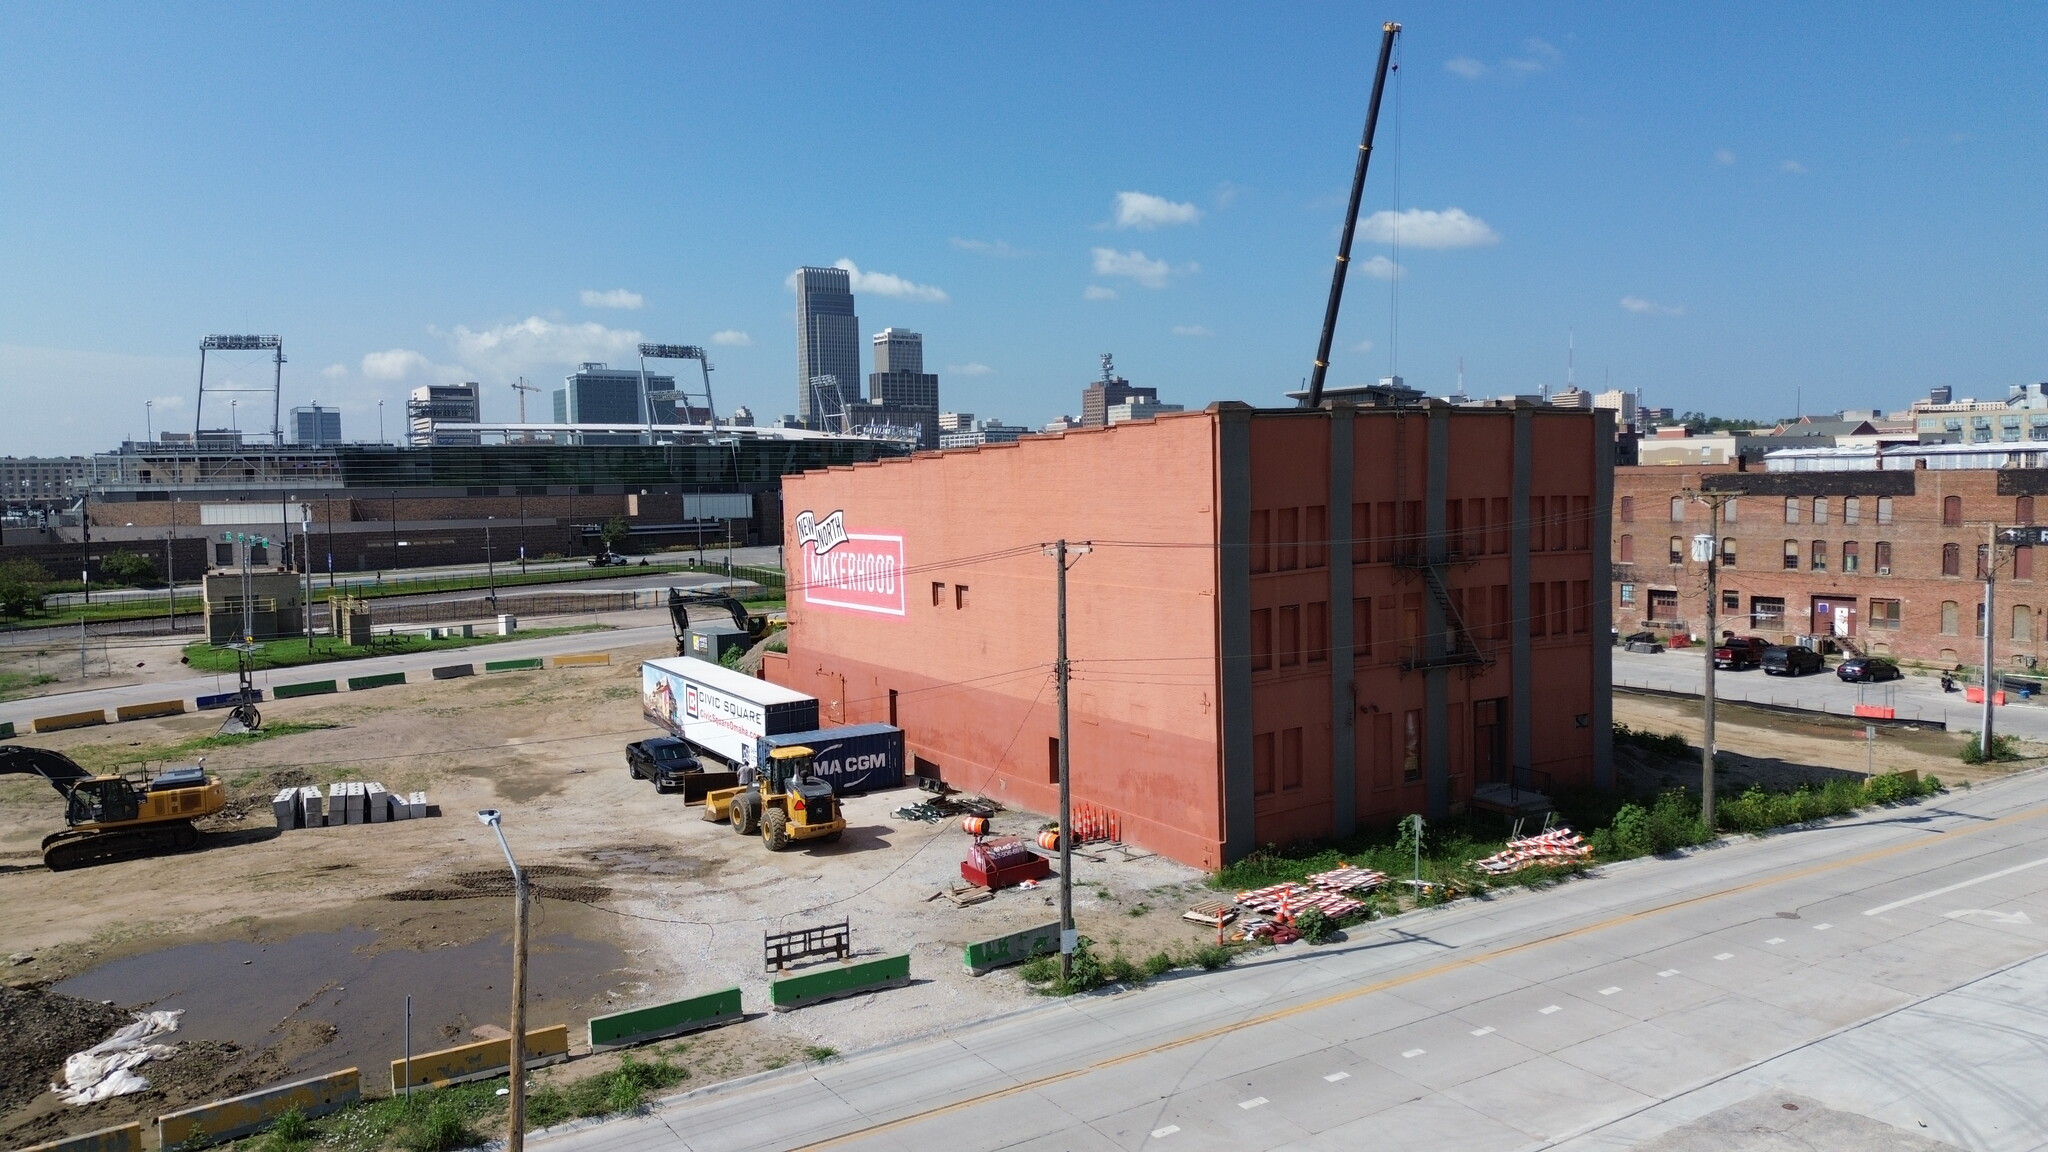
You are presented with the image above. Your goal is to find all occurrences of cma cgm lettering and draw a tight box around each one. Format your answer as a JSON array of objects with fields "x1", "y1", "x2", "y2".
[{"x1": 795, "y1": 508, "x2": 905, "y2": 617}]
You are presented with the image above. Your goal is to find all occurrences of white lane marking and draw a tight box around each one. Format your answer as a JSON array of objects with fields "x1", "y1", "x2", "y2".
[
  {"x1": 1239, "y1": 1097, "x2": 1268, "y2": 1110},
  {"x1": 1599, "y1": 986, "x2": 1621, "y2": 995},
  {"x1": 1151, "y1": 1125, "x2": 1180, "y2": 1138},
  {"x1": 1945, "y1": 908, "x2": 2033, "y2": 925},
  {"x1": 1715, "y1": 952, "x2": 1735, "y2": 960},
  {"x1": 1324, "y1": 1071, "x2": 1350, "y2": 1082},
  {"x1": 1863, "y1": 857, "x2": 2048, "y2": 917},
  {"x1": 1814, "y1": 923, "x2": 1833, "y2": 931},
  {"x1": 1470, "y1": 1026, "x2": 1497, "y2": 1036},
  {"x1": 1539, "y1": 1005, "x2": 1562, "y2": 1015},
  {"x1": 1766, "y1": 937, "x2": 1786, "y2": 945},
  {"x1": 1657, "y1": 969, "x2": 1680, "y2": 977},
  {"x1": 1402, "y1": 1048, "x2": 1426, "y2": 1058}
]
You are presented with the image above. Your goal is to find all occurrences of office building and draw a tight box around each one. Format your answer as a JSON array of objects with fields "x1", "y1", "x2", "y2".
[
  {"x1": 0, "y1": 456, "x2": 90, "y2": 506},
  {"x1": 291, "y1": 404, "x2": 343, "y2": 447},
  {"x1": 1080, "y1": 353, "x2": 1155, "y2": 427},
  {"x1": 1106, "y1": 399, "x2": 1186, "y2": 425},
  {"x1": 552, "y1": 364, "x2": 675, "y2": 442},
  {"x1": 867, "y1": 328, "x2": 940, "y2": 449},
  {"x1": 795, "y1": 266, "x2": 861, "y2": 428},
  {"x1": 408, "y1": 383, "x2": 483, "y2": 446},
  {"x1": 768, "y1": 400, "x2": 1611, "y2": 868},
  {"x1": 937, "y1": 419, "x2": 1034, "y2": 449}
]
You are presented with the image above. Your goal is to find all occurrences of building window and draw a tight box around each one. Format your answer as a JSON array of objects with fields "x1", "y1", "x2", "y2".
[
  {"x1": 1976, "y1": 601, "x2": 1987, "y2": 638},
  {"x1": 1669, "y1": 536, "x2": 1685, "y2": 566},
  {"x1": 1670, "y1": 496, "x2": 1685, "y2": 522},
  {"x1": 2018, "y1": 546, "x2": 2035, "y2": 580},
  {"x1": 1446, "y1": 499, "x2": 1465, "y2": 556},
  {"x1": 1250, "y1": 510, "x2": 1270, "y2": 574},
  {"x1": 1251, "y1": 608, "x2": 1272, "y2": 670},
  {"x1": 1722, "y1": 537, "x2": 1737, "y2": 567},
  {"x1": 1842, "y1": 540, "x2": 1860, "y2": 572},
  {"x1": 1724, "y1": 589, "x2": 1741, "y2": 611},
  {"x1": 1353, "y1": 596, "x2": 1372, "y2": 657},
  {"x1": 1869, "y1": 598, "x2": 1902, "y2": 630},
  {"x1": 1753, "y1": 596, "x2": 1786, "y2": 629},
  {"x1": 1945, "y1": 495, "x2": 1963, "y2": 526},
  {"x1": 2016, "y1": 605, "x2": 2034, "y2": 643},
  {"x1": 931, "y1": 582, "x2": 944, "y2": 607},
  {"x1": 1619, "y1": 583, "x2": 1636, "y2": 608},
  {"x1": 1811, "y1": 540, "x2": 1827, "y2": 571},
  {"x1": 1784, "y1": 497, "x2": 1800, "y2": 524},
  {"x1": 1307, "y1": 601, "x2": 1328, "y2": 663},
  {"x1": 1813, "y1": 498, "x2": 1829, "y2": 525},
  {"x1": 1253, "y1": 732, "x2": 1275, "y2": 796},
  {"x1": 1376, "y1": 501, "x2": 1397, "y2": 562},
  {"x1": 215, "y1": 543, "x2": 234, "y2": 565},
  {"x1": 1620, "y1": 496, "x2": 1635, "y2": 523},
  {"x1": 955, "y1": 584, "x2": 969, "y2": 609},
  {"x1": 1572, "y1": 580, "x2": 1591, "y2": 633},
  {"x1": 1305, "y1": 506, "x2": 1328, "y2": 568},
  {"x1": 1048, "y1": 736, "x2": 1061, "y2": 783},
  {"x1": 1552, "y1": 580, "x2": 1570, "y2": 635},
  {"x1": 1351, "y1": 503, "x2": 1371, "y2": 565},
  {"x1": 1649, "y1": 588, "x2": 1678, "y2": 621},
  {"x1": 1943, "y1": 543, "x2": 1961, "y2": 576},
  {"x1": 1844, "y1": 497, "x2": 1860, "y2": 525},
  {"x1": 1467, "y1": 498, "x2": 1489, "y2": 556},
  {"x1": 2021, "y1": 496, "x2": 2038, "y2": 525},
  {"x1": 1572, "y1": 496, "x2": 1591, "y2": 551},
  {"x1": 1278, "y1": 604, "x2": 1301, "y2": 667},
  {"x1": 1530, "y1": 583, "x2": 1548, "y2": 637},
  {"x1": 1619, "y1": 534, "x2": 1634, "y2": 563},
  {"x1": 1490, "y1": 497, "x2": 1511, "y2": 554},
  {"x1": 1280, "y1": 728, "x2": 1304, "y2": 791},
  {"x1": 1940, "y1": 600, "x2": 1960, "y2": 635},
  {"x1": 1402, "y1": 711, "x2": 1422, "y2": 783},
  {"x1": 1491, "y1": 585, "x2": 1510, "y2": 641},
  {"x1": 1977, "y1": 544, "x2": 1992, "y2": 580},
  {"x1": 1875, "y1": 540, "x2": 1892, "y2": 574},
  {"x1": 1783, "y1": 539, "x2": 1800, "y2": 570},
  {"x1": 1878, "y1": 497, "x2": 1895, "y2": 524},
  {"x1": 1277, "y1": 507, "x2": 1300, "y2": 571},
  {"x1": 1725, "y1": 498, "x2": 1738, "y2": 523}
]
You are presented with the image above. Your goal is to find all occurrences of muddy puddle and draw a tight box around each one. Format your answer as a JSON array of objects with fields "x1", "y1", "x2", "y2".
[{"x1": 53, "y1": 927, "x2": 629, "y2": 1082}]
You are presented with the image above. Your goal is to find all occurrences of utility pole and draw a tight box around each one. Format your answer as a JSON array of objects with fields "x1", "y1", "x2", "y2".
[
  {"x1": 1685, "y1": 490, "x2": 1733, "y2": 832},
  {"x1": 1983, "y1": 521, "x2": 1998, "y2": 756},
  {"x1": 1042, "y1": 539, "x2": 1092, "y2": 983},
  {"x1": 302, "y1": 503, "x2": 315, "y2": 653}
]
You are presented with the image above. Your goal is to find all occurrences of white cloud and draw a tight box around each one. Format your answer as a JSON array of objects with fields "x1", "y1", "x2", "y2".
[
  {"x1": 580, "y1": 288, "x2": 645, "y2": 310},
  {"x1": 1214, "y1": 182, "x2": 1241, "y2": 208},
  {"x1": 950, "y1": 237, "x2": 1022, "y2": 258},
  {"x1": 1082, "y1": 285, "x2": 1119, "y2": 301},
  {"x1": 947, "y1": 362, "x2": 995, "y2": 376},
  {"x1": 831, "y1": 259, "x2": 948, "y2": 302},
  {"x1": 1445, "y1": 56, "x2": 1488, "y2": 79},
  {"x1": 1780, "y1": 159, "x2": 1808, "y2": 174},
  {"x1": 1359, "y1": 207, "x2": 1500, "y2": 248},
  {"x1": 1351, "y1": 340, "x2": 1374, "y2": 353},
  {"x1": 1091, "y1": 247, "x2": 1174, "y2": 289},
  {"x1": 1620, "y1": 295, "x2": 1686, "y2": 316},
  {"x1": 1172, "y1": 325, "x2": 1213, "y2": 337},
  {"x1": 710, "y1": 330, "x2": 752, "y2": 346},
  {"x1": 1714, "y1": 148, "x2": 1738, "y2": 166},
  {"x1": 147, "y1": 394, "x2": 185, "y2": 410},
  {"x1": 1361, "y1": 255, "x2": 1406, "y2": 280},
  {"x1": 437, "y1": 317, "x2": 643, "y2": 376},
  {"x1": 321, "y1": 363, "x2": 348, "y2": 379},
  {"x1": 361, "y1": 349, "x2": 440, "y2": 380},
  {"x1": 1113, "y1": 191, "x2": 1202, "y2": 230},
  {"x1": 1504, "y1": 38, "x2": 1561, "y2": 74}
]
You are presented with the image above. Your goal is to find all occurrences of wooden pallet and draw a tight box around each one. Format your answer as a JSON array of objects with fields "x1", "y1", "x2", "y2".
[{"x1": 1182, "y1": 900, "x2": 1237, "y2": 927}]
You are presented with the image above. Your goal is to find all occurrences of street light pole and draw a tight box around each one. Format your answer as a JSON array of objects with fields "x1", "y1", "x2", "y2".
[
  {"x1": 485, "y1": 518, "x2": 497, "y2": 607},
  {"x1": 476, "y1": 810, "x2": 527, "y2": 1152}
]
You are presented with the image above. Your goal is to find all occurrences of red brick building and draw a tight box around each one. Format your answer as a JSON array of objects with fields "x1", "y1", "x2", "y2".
[
  {"x1": 765, "y1": 402, "x2": 1612, "y2": 868},
  {"x1": 1613, "y1": 449, "x2": 2048, "y2": 669}
]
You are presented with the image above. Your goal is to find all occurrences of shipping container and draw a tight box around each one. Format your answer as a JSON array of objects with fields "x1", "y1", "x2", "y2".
[
  {"x1": 758, "y1": 724, "x2": 906, "y2": 794},
  {"x1": 641, "y1": 656, "x2": 819, "y2": 769}
]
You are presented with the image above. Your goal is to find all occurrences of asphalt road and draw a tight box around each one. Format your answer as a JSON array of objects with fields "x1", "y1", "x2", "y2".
[
  {"x1": 1613, "y1": 646, "x2": 2048, "y2": 742},
  {"x1": 537, "y1": 769, "x2": 2048, "y2": 1152}
]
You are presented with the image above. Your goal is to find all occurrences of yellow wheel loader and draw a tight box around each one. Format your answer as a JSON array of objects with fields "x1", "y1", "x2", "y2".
[{"x1": 700, "y1": 745, "x2": 845, "y2": 850}]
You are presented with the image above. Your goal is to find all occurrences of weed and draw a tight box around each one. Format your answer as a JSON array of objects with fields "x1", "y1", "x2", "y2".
[
  {"x1": 1962, "y1": 732, "x2": 2023, "y2": 763},
  {"x1": 803, "y1": 1045, "x2": 838, "y2": 1062},
  {"x1": 1293, "y1": 907, "x2": 1333, "y2": 943},
  {"x1": 398, "y1": 1095, "x2": 478, "y2": 1152},
  {"x1": 761, "y1": 1056, "x2": 789, "y2": 1070},
  {"x1": 1612, "y1": 723, "x2": 1691, "y2": 759},
  {"x1": 1017, "y1": 955, "x2": 1058, "y2": 985},
  {"x1": 1126, "y1": 903, "x2": 1152, "y2": 918},
  {"x1": 526, "y1": 1055, "x2": 688, "y2": 1128},
  {"x1": 1142, "y1": 950, "x2": 1176, "y2": 977}
]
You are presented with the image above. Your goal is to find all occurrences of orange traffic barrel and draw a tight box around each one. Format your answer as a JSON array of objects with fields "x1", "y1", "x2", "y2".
[
  {"x1": 961, "y1": 815, "x2": 990, "y2": 837},
  {"x1": 1037, "y1": 829, "x2": 1061, "y2": 851}
]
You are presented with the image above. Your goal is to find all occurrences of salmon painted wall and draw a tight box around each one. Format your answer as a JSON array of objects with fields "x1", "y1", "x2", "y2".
[{"x1": 774, "y1": 412, "x2": 1230, "y2": 868}]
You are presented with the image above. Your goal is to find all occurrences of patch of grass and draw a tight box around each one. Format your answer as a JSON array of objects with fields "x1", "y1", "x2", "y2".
[
  {"x1": 525, "y1": 1054, "x2": 689, "y2": 1128},
  {"x1": 1126, "y1": 902, "x2": 1152, "y2": 918},
  {"x1": 1962, "y1": 732, "x2": 2023, "y2": 763},
  {"x1": 178, "y1": 720, "x2": 339, "y2": 755},
  {"x1": 1613, "y1": 722, "x2": 1691, "y2": 759},
  {"x1": 315, "y1": 1079, "x2": 505, "y2": 1152},
  {"x1": 1714, "y1": 771, "x2": 1943, "y2": 837},
  {"x1": 802, "y1": 1045, "x2": 838, "y2": 1062},
  {"x1": 1025, "y1": 937, "x2": 1244, "y2": 996},
  {"x1": 179, "y1": 623, "x2": 605, "y2": 674},
  {"x1": 0, "y1": 670, "x2": 59, "y2": 701}
]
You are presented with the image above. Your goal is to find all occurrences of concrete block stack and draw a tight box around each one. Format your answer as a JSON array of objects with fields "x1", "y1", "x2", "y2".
[
  {"x1": 366, "y1": 783, "x2": 389, "y2": 823},
  {"x1": 272, "y1": 789, "x2": 298, "y2": 830},
  {"x1": 273, "y1": 782, "x2": 431, "y2": 830}
]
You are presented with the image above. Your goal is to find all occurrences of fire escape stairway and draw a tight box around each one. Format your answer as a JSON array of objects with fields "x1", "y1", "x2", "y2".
[{"x1": 1398, "y1": 554, "x2": 1493, "y2": 673}]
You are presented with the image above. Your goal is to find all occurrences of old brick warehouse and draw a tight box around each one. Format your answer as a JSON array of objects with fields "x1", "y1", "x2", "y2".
[{"x1": 766, "y1": 402, "x2": 1613, "y2": 869}]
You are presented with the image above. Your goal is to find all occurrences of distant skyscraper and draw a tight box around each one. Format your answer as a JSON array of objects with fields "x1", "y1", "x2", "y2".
[
  {"x1": 795, "y1": 266, "x2": 861, "y2": 428},
  {"x1": 867, "y1": 328, "x2": 940, "y2": 448},
  {"x1": 552, "y1": 363, "x2": 674, "y2": 443},
  {"x1": 408, "y1": 382, "x2": 481, "y2": 446},
  {"x1": 291, "y1": 403, "x2": 343, "y2": 446},
  {"x1": 1080, "y1": 353, "x2": 1155, "y2": 427}
]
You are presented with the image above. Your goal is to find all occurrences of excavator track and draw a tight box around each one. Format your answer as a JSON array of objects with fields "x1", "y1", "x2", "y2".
[{"x1": 42, "y1": 821, "x2": 200, "y2": 871}]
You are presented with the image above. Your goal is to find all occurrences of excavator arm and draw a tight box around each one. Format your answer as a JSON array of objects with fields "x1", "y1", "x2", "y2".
[
  {"x1": 667, "y1": 587, "x2": 767, "y2": 655},
  {"x1": 0, "y1": 744, "x2": 93, "y2": 801}
]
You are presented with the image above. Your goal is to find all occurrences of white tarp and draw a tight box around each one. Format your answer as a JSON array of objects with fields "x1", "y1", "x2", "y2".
[{"x1": 51, "y1": 1010, "x2": 182, "y2": 1104}]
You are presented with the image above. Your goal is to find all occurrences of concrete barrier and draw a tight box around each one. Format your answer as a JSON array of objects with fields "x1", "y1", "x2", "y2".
[
  {"x1": 196, "y1": 689, "x2": 265, "y2": 711},
  {"x1": 346, "y1": 672, "x2": 407, "y2": 692},
  {"x1": 1852, "y1": 703, "x2": 1897, "y2": 720},
  {"x1": 588, "y1": 987, "x2": 742, "y2": 1050},
  {"x1": 1, "y1": 721, "x2": 16, "y2": 738},
  {"x1": 551, "y1": 652, "x2": 611, "y2": 668},
  {"x1": 156, "y1": 1068, "x2": 359, "y2": 1149},
  {"x1": 484, "y1": 658, "x2": 544, "y2": 673},
  {"x1": 114, "y1": 700, "x2": 187, "y2": 722},
  {"x1": 388, "y1": 1025, "x2": 569, "y2": 1092},
  {"x1": 430, "y1": 664, "x2": 475, "y2": 680},
  {"x1": 33, "y1": 710, "x2": 106, "y2": 733},
  {"x1": 15, "y1": 1122, "x2": 143, "y2": 1152},
  {"x1": 273, "y1": 680, "x2": 339, "y2": 700},
  {"x1": 963, "y1": 921, "x2": 1062, "y2": 976},
  {"x1": 769, "y1": 954, "x2": 910, "y2": 1011}
]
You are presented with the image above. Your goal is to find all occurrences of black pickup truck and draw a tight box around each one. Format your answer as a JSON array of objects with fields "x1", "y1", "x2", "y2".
[{"x1": 625, "y1": 737, "x2": 702, "y2": 792}]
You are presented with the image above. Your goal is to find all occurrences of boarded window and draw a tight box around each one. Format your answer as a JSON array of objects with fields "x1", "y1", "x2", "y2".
[
  {"x1": 1469, "y1": 498, "x2": 1489, "y2": 555},
  {"x1": 1877, "y1": 497, "x2": 1894, "y2": 524},
  {"x1": 1670, "y1": 496, "x2": 1686, "y2": 522},
  {"x1": 1619, "y1": 534, "x2": 1634, "y2": 562},
  {"x1": 1551, "y1": 580, "x2": 1570, "y2": 635},
  {"x1": 1551, "y1": 496, "x2": 1570, "y2": 551},
  {"x1": 1813, "y1": 498, "x2": 1829, "y2": 525},
  {"x1": 1351, "y1": 503, "x2": 1371, "y2": 564},
  {"x1": 1530, "y1": 583, "x2": 1548, "y2": 637},
  {"x1": 1371, "y1": 713, "x2": 1394, "y2": 791},
  {"x1": 2015, "y1": 605, "x2": 2034, "y2": 643},
  {"x1": 1250, "y1": 510, "x2": 1270, "y2": 574},
  {"x1": 1944, "y1": 495, "x2": 1962, "y2": 526},
  {"x1": 1280, "y1": 728, "x2": 1304, "y2": 791},
  {"x1": 1725, "y1": 498, "x2": 1739, "y2": 523},
  {"x1": 2018, "y1": 546, "x2": 2035, "y2": 580},
  {"x1": 1869, "y1": 599, "x2": 1901, "y2": 629},
  {"x1": 1278, "y1": 605, "x2": 1301, "y2": 667},
  {"x1": 1250, "y1": 608, "x2": 1272, "y2": 670},
  {"x1": 1352, "y1": 596, "x2": 1372, "y2": 657},
  {"x1": 1875, "y1": 540, "x2": 1892, "y2": 572},
  {"x1": 1490, "y1": 497, "x2": 1511, "y2": 553},
  {"x1": 1572, "y1": 496, "x2": 1591, "y2": 550},
  {"x1": 1491, "y1": 585, "x2": 1511, "y2": 643},
  {"x1": 1943, "y1": 543, "x2": 1961, "y2": 576},
  {"x1": 1571, "y1": 580, "x2": 1591, "y2": 633},
  {"x1": 1403, "y1": 711, "x2": 1422, "y2": 783},
  {"x1": 1305, "y1": 506, "x2": 1328, "y2": 568},
  {"x1": 1619, "y1": 496, "x2": 1635, "y2": 523},
  {"x1": 1446, "y1": 500, "x2": 1465, "y2": 556},
  {"x1": 1785, "y1": 497, "x2": 1800, "y2": 524},
  {"x1": 1307, "y1": 601, "x2": 1328, "y2": 663},
  {"x1": 1376, "y1": 501, "x2": 1397, "y2": 562},
  {"x1": 2021, "y1": 496, "x2": 2038, "y2": 525},
  {"x1": 1253, "y1": 732, "x2": 1275, "y2": 796},
  {"x1": 1277, "y1": 508, "x2": 1300, "y2": 571},
  {"x1": 1940, "y1": 600, "x2": 1959, "y2": 635}
]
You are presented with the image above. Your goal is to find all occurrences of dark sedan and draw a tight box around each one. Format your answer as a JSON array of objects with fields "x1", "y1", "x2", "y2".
[{"x1": 1837, "y1": 656, "x2": 1904, "y2": 683}]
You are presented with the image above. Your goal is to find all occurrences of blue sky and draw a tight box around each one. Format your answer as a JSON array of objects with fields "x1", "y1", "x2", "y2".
[{"x1": 2, "y1": 2, "x2": 2043, "y2": 454}]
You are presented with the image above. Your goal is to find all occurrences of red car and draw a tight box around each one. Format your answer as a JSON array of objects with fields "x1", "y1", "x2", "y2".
[{"x1": 1712, "y1": 636, "x2": 1771, "y2": 670}]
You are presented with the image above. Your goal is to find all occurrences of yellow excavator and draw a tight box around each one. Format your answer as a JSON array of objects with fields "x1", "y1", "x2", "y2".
[{"x1": 1, "y1": 745, "x2": 228, "y2": 870}]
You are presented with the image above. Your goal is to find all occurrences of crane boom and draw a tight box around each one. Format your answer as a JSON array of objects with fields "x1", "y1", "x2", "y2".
[{"x1": 1305, "y1": 21, "x2": 1401, "y2": 408}]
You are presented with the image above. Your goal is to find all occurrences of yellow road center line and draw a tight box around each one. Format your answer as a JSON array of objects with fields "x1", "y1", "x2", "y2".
[{"x1": 791, "y1": 800, "x2": 2048, "y2": 1150}]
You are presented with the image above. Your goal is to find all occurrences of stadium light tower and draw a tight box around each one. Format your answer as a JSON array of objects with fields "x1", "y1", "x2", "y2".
[
  {"x1": 637, "y1": 343, "x2": 719, "y2": 435},
  {"x1": 197, "y1": 335, "x2": 285, "y2": 445}
]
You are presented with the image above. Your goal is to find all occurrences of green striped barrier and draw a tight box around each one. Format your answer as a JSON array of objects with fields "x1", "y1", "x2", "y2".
[
  {"x1": 273, "y1": 680, "x2": 339, "y2": 700},
  {"x1": 484, "y1": 657, "x2": 544, "y2": 673},
  {"x1": 346, "y1": 672, "x2": 407, "y2": 692},
  {"x1": 587, "y1": 987, "x2": 742, "y2": 1049},
  {"x1": 964, "y1": 921, "x2": 1062, "y2": 976},
  {"x1": 0, "y1": 721, "x2": 13, "y2": 738},
  {"x1": 430, "y1": 664, "x2": 475, "y2": 680},
  {"x1": 769, "y1": 954, "x2": 910, "y2": 1011}
]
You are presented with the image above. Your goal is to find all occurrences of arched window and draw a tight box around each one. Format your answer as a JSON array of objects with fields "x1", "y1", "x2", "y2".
[
  {"x1": 1844, "y1": 497, "x2": 1861, "y2": 524},
  {"x1": 1842, "y1": 540, "x2": 1860, "y2": 572},
  {"x1": 1875, "y1": 540, "x2": 1892, "y2": 573},
  {"x1": 1943, "y1": 543, "x2": 1961, "y2": 576},
  {"x1": 1721, "y1": 537, "x2": 1737, "y2": 567},
  {"x1": 1877, "y1": 497, "x2": 1895, "y2": 524},
  {"x1": 1668, "y1": 536, "x2": 1684, "y2": 565},
  {"x1": 1813, "y1": 498, "x2": 1829, "y2": 525},
  {"x1": 2019, "y1": 496, "x2": 2037, "y2": 525},
  {"x1": 2015, "y1": 605, "x2": 2034, "y2": 643},
  {"x1": 1811, "y1": 540, "x2": 1828, "y2": 571},
  {"x1": 1945, "y1": 495, "x2": 1963, "y2": 526},
  {"x1": 1783, "y1": 539, "x2": 1800, "y2": 570},
  {"x1": 1670, "y1": 497, "x2": 1685, "y2": 522},
  {"x1": 1619, "y1": 534, "x2": 1634, "y2": 562},
  {"x1": 1941, "y1": 601, "x2": 1960, "y2": 635},
  {"x1": 1784, "y1": 497, "x2": 1800, "y2": 524}
]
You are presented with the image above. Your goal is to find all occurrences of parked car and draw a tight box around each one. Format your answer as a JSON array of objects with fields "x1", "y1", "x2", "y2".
[
  {"x1": 626, "y1": 736, "x2": 703, "y2": 792},
  {"x1": 590, "y1": 550, "x2": 629, "y2": 567},
  {"x1": 1837, "y1": 656, "x2": 1904, "y2": 683},
  {"x1": 1761, "y1": 645, "x2": 1826, "y2": 676},
  {"x1": 1712, "y1": 636, "x2": 1771, "y2": 670}
]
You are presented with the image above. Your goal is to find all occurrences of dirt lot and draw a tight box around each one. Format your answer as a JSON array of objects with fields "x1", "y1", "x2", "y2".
[
  {"x1": 0, "y1": 635, "x2": 1208, "y2": 1144},
  {"x1": 1612, "y1": 689, "x2": 2048, "y2": 793}
]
